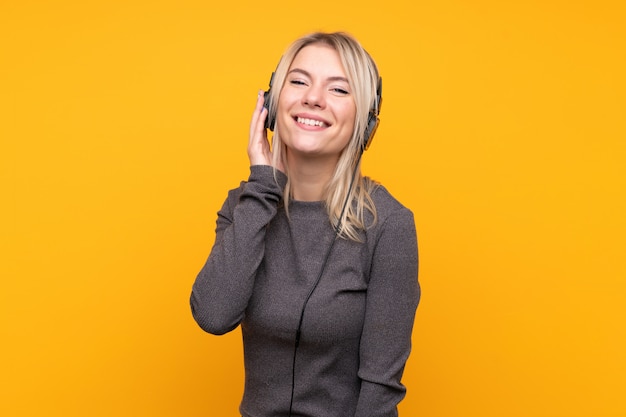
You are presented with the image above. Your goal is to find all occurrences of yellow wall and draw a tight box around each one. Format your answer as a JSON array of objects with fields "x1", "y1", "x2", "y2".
[{"x1": 2, "y1": 1, "x2": 624, "y2": 416}]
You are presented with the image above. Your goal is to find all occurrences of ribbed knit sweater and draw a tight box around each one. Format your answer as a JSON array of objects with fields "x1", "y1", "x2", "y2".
[{"x1": 191, "y1": 165, "x2": 420, "y2": 417}]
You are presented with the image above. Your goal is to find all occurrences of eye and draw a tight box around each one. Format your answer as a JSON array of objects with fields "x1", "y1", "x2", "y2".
[
  {"x1": 331, "y1": 87, "x2": 349, "y2": 95},
  {"x1": 289, "y1": 79, "x2": 307, "y2": 86}
]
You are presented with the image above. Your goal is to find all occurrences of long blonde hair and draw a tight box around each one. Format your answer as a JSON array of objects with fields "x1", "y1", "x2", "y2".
[{"x1": 268, "y1": 32, "x2": 381, "y2": 241}]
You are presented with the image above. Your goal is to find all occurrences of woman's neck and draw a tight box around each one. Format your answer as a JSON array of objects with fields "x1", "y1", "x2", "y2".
[{"x1": 287, "y1": 155, "x2": 338, "y2": 202}]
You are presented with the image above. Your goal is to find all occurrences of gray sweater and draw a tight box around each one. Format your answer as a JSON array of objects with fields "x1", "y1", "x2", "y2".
[{"x1": 191, "y1": 165, "x2": 420, "y2": 417}]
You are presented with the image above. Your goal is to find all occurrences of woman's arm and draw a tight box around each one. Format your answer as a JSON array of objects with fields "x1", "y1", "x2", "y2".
[
  {"x1": 190, "y1": 165, "x2": 286, "y2": 334},
  {"x1": 190, "y1": 91, "x2": 286, "y2": 334},
  {"x1": 354, "y1": 208, "x2": 420, "y2": 417}
]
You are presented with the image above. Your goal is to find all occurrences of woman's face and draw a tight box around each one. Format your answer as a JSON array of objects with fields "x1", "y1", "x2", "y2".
[{"x1": 276, "y1": 44, "x2": 356, "y2": 161}]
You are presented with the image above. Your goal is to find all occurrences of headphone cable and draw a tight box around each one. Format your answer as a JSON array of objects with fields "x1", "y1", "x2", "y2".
[{"x1": 287, "y1": 150, "x2": 363, "y2": 416}]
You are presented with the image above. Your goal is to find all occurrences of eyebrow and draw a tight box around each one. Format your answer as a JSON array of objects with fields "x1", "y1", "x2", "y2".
[{"x1": 287, "y1": 68, "x2": 349, "y2": 84}]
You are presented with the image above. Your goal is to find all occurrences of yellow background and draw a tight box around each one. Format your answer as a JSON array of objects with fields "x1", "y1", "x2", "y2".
[{"x1": 2, "y1": 0, "x2": 625, "y2": 416}]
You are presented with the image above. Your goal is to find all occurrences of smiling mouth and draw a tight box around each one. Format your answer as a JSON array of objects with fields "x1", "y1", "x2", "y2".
[{"x1": 296, "y1": 117, "x2": 327, "y2": 128}]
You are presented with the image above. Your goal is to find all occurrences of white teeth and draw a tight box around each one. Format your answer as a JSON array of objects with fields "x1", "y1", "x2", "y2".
[{"x1": 297, "y1": 117, "x2": 326, "y2": 127}]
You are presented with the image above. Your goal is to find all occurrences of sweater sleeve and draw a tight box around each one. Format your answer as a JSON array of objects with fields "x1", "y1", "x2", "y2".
[
  {"x1": 190, "y1": 165, "x2": 287, "y2": 335},
  {"x1": 354, "y1": 208, "x2": 420, "y2": 417}
]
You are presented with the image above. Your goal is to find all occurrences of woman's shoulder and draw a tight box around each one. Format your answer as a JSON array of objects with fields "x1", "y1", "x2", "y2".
[
  {"x1": 369, "y1": 182, "x2": 413, "y2": 219},
  {"x1": 363, "y1": 182, "x2": 417, "y2": 248}
]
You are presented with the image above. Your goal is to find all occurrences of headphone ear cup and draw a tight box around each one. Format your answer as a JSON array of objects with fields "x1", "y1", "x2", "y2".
[
  {"x1": 263, "y1": 72, "x2": 276, "y2": 131},
  {"x1": 362, "y1": 112, "x2": 380, "y2": 151},
  {"x1": 263, "y1": 90, "x2": 275, "y2": 131},
  {"x1": 362, "y1": 77, "x2": 382, "y2": 151}
]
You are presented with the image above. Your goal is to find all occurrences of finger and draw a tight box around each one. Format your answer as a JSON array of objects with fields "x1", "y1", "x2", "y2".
[
  {"x1": 248, "y1": 91, "x2": 271, "y2": 166},
  {"x1": 250, "y1": 90, "x2": 267, "y2": 136}
]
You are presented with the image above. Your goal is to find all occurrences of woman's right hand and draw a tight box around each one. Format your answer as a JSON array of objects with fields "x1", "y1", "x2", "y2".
[{"x1": 248, "y1": 91, "x2": 284, "y2": 172}]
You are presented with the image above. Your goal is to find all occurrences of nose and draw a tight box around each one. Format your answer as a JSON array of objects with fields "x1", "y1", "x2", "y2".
[{"x1": 302, "y1": 84, "x2": 325, "y2": 109}]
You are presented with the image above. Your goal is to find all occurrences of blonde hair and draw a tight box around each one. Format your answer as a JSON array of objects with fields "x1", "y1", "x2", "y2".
[{"x1": 268, "y1": 32, "x2": 381, "y2": 241}]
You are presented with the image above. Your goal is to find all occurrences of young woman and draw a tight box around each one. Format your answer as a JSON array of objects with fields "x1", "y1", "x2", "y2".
[{"x1": 191, "y1": 31, "x2": 420, "y2": 417}]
